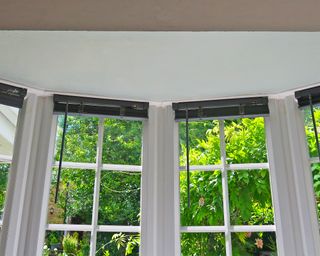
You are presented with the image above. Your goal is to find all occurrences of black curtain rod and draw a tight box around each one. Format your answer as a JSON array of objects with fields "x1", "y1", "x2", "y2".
[
  {"x1": 54, "y1": 94, "x2": 149, "y2": 110},
  {"x1": 0, "y1": 83, "x2": 27, "y2": 108},
  {"x1": 172, "y1": 97, "x2": 268, "y2": 111},
  {"x1": 53, "y1": 94, "x2": 149, "y2": 118},
  {"x1": 295, "y1": 86, "x2": 320, "y2": 107},
  {"x1": 173, "y1": 97, "x2": 269, "y2": 120}
]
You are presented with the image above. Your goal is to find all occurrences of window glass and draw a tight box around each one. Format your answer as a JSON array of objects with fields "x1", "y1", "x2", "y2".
[
  {"x1": 228, "y1": 170, "x2": 274, "y2": 225},
  {"x1": 102, "y1": 119, "x2": 142, "y2": 165},
  {"x1": 179, "y1": 120, "x2": 221, "y2": 166},
  {"x1": 181, "y1": 233, "x2": 226, "y2": 256},
  {"x1": 98, "y1": 171, "x2": 141, "y2": 226},
  {"x1": 0, "y1": 163, "x2": 10, "y2": 220},
  {"x1": 303, "y1": 107, "x2": 320, "y2": 223},
  {"x1": 47, "y1": 168, "x2": 95, "y2": 225},
  {"x1": 0, "y1": 104, "x2": 18, "y2": 222},
  {"x1": 179, "y1": 118, "x2": 276, "y2": 255},
  {"x1": 311, "y1": 163, "x2": 320, "y2": 219},
  {"x1": 180, "y1": 170, "x2": 223, "y2": 226},
  {"x1": 45, "y1": 116, "x2": 142, "y2": 255},
  {"x1": 96, "y1": 232, "x2": 140, "y2": 256},
  {"x1": 304, "y1": 107, "x2": 320, "y2": 158},
  {"x1": 43, "y1": 231, "x2": 90, "y2": 256},
  {"x1": 225, "y1": 118, "x2": 267, "y2": 164},
  {"x1": 55, "y1": 116, "x2": 99, "y2": 163},
  {"x1": 232, "y1": 232, "x2": 277, "y2": 256}
]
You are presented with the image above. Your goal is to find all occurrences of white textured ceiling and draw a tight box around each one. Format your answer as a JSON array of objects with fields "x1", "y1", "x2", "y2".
[{"x1": 0, "y1": 31, "x2": 320, "y2": 102}]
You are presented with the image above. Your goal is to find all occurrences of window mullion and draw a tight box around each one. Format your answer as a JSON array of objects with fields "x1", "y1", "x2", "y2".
[
  {"x1": 219, "y1": 120, "x2": 232, "y2": 256},
  {"x1": 89, "y1": 117, "x2": 104, "y2": 256}
]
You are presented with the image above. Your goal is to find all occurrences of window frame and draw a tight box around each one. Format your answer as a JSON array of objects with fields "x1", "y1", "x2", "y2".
[
  {"x1": 3, "y1": 95, "x2": 319, "y2": 256},
  {"x1": 177, "y1": 118, "x2": 277, "y2": 256},
  {"x1": 41, "y1": 115, "x2": 144, "y2": 256}
]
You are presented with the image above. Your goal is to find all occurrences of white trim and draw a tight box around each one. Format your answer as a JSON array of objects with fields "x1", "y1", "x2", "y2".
[
  {"x1": 180, "y1": 225, "x2": 276, "y2": 233},
  {"x1": 226, "y1": 163, "x2": 269, "y2": 170},
  {"x1": 53, "y1": 161, "x2": 96, "y2": 169},
  {"x1": 219, "y1": 120, "x2": 232, "y2": 256},
  {"x1": 140, "y1": 105, "x2": 179, "y2": 256},
  {"x1": 173, "y1": 118, "x2": 181, "y2": 256},
  {"x1": 89, "y1": 118, "x2": 104, "y2": 256},
  {"x1": 20, "y1": 97, "x2": 56, "y2": 256},
  {"x1": 53, "y1": 161, "x2": 142, "y2": 172},
  {"x1": 230, "y1": 225, "x2": 276, "y2": 233},
  {"x1": 179, "y1": 163, "x2": 269, "y2": 171},
  {"x1": 140, "y1": 107, "x2": 157, "y2": 256},
  {"x1": 0, "y1": 154, "x2": 12, "y2": 163},
  {"x1": 310, "y1": 157, "x2": 320, "y2": 164},
  {"x1": 36, "y1": 115, "x2": 58, "y2": 256},
  {"x1": 266, "y1": 98, "x2": 305, "y2": 256},
  {"x1": 0, "y1": 95, "x2": 38, "y2": 256},
  {"x1": 97, "y1": 225, "x2": 140, "y2": 233},
  {"x1": 46, "y1": 224, "x2": 141, "y2": 233},
  {"x1": 181, "y1": 226, "x2": 225, "y2": 233},
  {"x1": 46, "y1": 224, "x2": 92, "y2": 232},
  {"x1": 102, "y1": 164, "x2": 142, "y2": 172},
  {"x1": 284, "y1": 96, "x2": 320, "y2": 255}
]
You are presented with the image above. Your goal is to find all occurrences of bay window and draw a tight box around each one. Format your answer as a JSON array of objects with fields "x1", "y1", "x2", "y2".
[{"x1": 43, "y1": 95, "x2": 147, "y2": 256}]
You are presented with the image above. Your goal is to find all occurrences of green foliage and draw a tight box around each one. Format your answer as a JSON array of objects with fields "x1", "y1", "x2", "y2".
[
  {"x1": 179, "y1": 118, "x2": 276, "y2": 254},
  {"x1": 111, "y1": 233, "x2": 140, "y2": 255},
  {"x1": 181, "y1": 233, "x2": 225, "y2": 256},
  {"x1": 62, "y1": 233, "x2": 78, "y2": 255},
  {"x1": 0, "y1": 163, "x2": 10, "y2": 219},
  {"x1": 304, "y1": 107, "x2": 320, "y2": 218},
  {"x1": 44, "y1": 115, "x2": 279, "y2": 255}
]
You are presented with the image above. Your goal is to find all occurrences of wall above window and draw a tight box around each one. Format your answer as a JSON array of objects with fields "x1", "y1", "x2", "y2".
[
  {"x1": 1, "y1": 31, "x2": 320, "y2": 102},
  {"x1": 1, "y1": 0, "x2": 320, "y2": 31}
]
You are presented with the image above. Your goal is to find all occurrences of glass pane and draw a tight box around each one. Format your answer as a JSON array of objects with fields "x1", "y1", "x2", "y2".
[
  {"x1": 55, "y1": 115, "x2": 99, "y2": 163},
  {"x1": 232, "y1": 232, "x2": 277, "y2": 256},
  {"x1": 0, "y1": 163, "x2": 10, "y2": 220},
  {"x1": 96, "y1": 232, "x2": 140, "y2": 256},
  {"x1": 180, "y1": 170, "x2": 224, "y2": 226},
  {"x1": 311, "y1": 163, "x2": 320, "y2": 221},
  {"x1": 304, "y1": 107, "x2": 320, "y2": 158},
  {"x1": 43, "y1": 231, "x2": 90, "y2": 256},
  {"x1": 102, "y1": 119, "x2": 142, "y2": 165},
  {"x1": 225, "y1": 117, "x2": 267, "y2": 164},
  {"x1": 47, "y1": 168, "x2": 95, "y2": 225},
  {"x1": 98, "y1": 171, "x2": 141, "y2": 226},
  {"x1": 179, "y1": 120, "x2": 221, "y2": 166},
  {"x1": 0, "y1": 104, "x2": 18, "y2": 220},
  {"x1": 181, "y1": 233, "x2": 226, "y2": 256},
  {"x1": 228, "y1": 170, "x2": 274, "y2": 225}
]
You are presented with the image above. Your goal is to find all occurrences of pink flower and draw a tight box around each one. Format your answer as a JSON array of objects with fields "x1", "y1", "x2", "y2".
[
  {"x1": 255, "y1": 238, "x2": 263, "y2": 249},
  {"x1": 245, "y1": 232, "x2": 252, "y2": 238},
  {"x1": 199, "y1": 197, "x2": 205, "y2": 207}
]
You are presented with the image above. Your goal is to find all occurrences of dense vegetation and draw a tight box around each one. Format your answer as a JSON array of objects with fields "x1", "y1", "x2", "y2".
[
  {"x1": 179, "y1": 118, "x2": 276, "y2": 255},
  {"x1": 0, "y1": 107, "x2": 319, "y2": 255},
  {"x1": 44, "y1": 115, "x2": 277, "y2": 255}
]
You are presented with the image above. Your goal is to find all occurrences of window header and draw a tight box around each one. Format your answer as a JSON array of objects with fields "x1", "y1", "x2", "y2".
[
  {"x1": 0, "y1": 83, "x2": 27, "y2": 108},
  {"x1": 295, "y1": 85, "x2": 320, "y2": 108},
  {"x1": 172, "y1": 97, "x2": 269, "y2": 120},
  {"x1": 53, "y1": 94, "x2": 149, "y2": 119}
]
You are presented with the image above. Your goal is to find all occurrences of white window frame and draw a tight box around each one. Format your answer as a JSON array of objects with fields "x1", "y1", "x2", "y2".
[
  {"x1": 40, "y1": 115, "x2": 144, "y2": 256},
  {"x1": 177, "y1": 118, "x2": 276, "y2": 256},
  {"x1": 1, "y1": 94, "x2": 320, "y2": 256}
]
